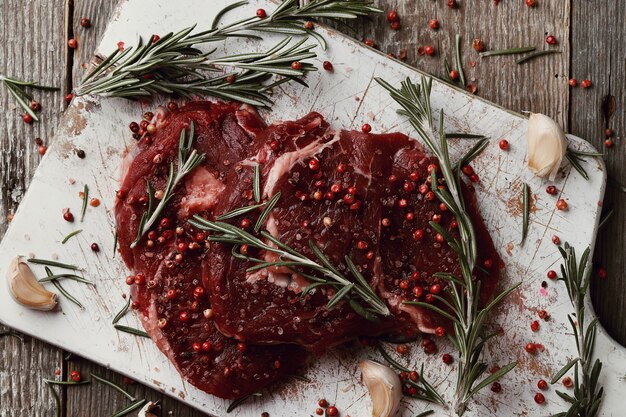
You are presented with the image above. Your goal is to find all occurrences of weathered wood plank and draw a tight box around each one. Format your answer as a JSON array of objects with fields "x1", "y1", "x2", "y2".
[
  {"x1": 352, "y1": 0, "x2": 570, "y2": 126},
  {"x1": 0, "y1": 0, "x2": 68, "y2": 416},
  {"x1": 570, "y1": 0, "x2": 626, "y2": 346}
]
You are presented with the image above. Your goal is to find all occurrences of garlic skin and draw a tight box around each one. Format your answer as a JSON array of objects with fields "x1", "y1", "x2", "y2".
[
  {"x1": 526, "y1": 113, "x2": 568, "y2": 181},
  {"x1": 7, "y1": 256, "x2": 58, "y2": 311},
  {"x1": 360, "y1": 360, "x2": 402, "y2": 417}
]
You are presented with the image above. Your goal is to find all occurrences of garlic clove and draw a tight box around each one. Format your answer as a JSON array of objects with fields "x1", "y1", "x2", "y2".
[
  {"x1": 7, "y1": 256, "x2": 58, "y2": 311},
  {"x1": 526, "y1": 113, "x2": 568, "y2": 181},
  {"x1": 360, "y1": 360, "x2": 402, "y2": 417},
  {"x1": 138, "y1": 401, "x2": 161, "y2": 417}
]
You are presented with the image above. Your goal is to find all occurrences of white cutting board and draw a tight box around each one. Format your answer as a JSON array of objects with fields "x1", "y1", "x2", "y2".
[{"x1": 1, "y1": 1, "x2": 624, "y2": 416}]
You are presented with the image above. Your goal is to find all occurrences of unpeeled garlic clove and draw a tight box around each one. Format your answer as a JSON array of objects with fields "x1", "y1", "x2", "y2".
[
  {"x1": 526, "y1": 113, "x2": 568, "y2": 181},
  {"x1": 7, "y1": 256, "x2": 58, "y2": 311},
  {"x1": 360, "y1": 360, "x2": 402, "y2": 417}
]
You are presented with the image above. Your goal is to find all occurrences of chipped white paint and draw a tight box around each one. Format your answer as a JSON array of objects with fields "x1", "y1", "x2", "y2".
[{"x1": 0, "y1": 1, "x2": 624, "y2": 416}]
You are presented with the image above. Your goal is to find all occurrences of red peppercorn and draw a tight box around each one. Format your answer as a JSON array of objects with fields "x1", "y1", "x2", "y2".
[
  {"x1": 604, "y1": 139, "x2": 614, "y2": 148},
  {"x1": 396, "y1": 344, "x2": 408, "y2": 355},
  {"x1": 580, "y1": 79, "x2": 592, "y2": 88},
  {"x1": 38, "y1": 145, "x2": 47, "y2": 155},
  {"x1": 425, "y1": 191, "x2": 435, "y2": 201},
  {"x1": 430, "y1": 284, "x2": 441, "y2": 294},
  {"x1": 447, "y1": 0, "x2": 458, "y2": 8},
  {"x1": 64, "y1": 93, "x2": 74, "y2": 104},
  {"x1": 429, "y1": 19, "x2": 440, "y2": 30},
  {"x1": 160, "y1": 218, "x2": 170, "y2": 228},
  {"x1": 472, "y1": 39, "x2": 485, "y2": 52},
  {"x1": 323, "y1": 61, "x2": 334, "y2": 71},
  {"x1": 526, "y1": 0, "x2": 537, "y2": 7},
  {"x1": 435, "y1": 326, "x2": 446, "y2": 337},
  {"x1": 442, "y1": 353, "x2": 453, "y2": 364},
  {"x1": 240, "y1": 218, "x2": 252, "y2": 229},
  {"x1": 484, "y1": 259, "x2": 493, "y2": 269},
  {"x1": 361, "y1": 123, "x2": 372, "y2": 133},
  {"x1": 256, "y1": 8, "x2": 267, "y2": 18},
  {"x1": 552, "y1": 235, "x2": 561, "y2": 245},
  {"x1": 226, "y1": 74, "x2": 236, "y2": 84},
  {"x1": 568, "y1": 78, "x2": 578, "y2": 87},
  {"x1": 90, "y1": 242, "x2": 99, "y2": 252},
  {"x1": 547, "y1": 270, "x2": 557, "y2": 279},
  {"x1": 403, "y1": 181, "x2": 415, "y2": 193},
  {"x1": 412, "y1": 286, "x2": 423, "y2": 297},
  {"x1": 412, "y1": 229, "x2": 424, "y2": 240},
  {"x1": 30, "y1": 101, "x2": 41, "y2": 112},
  {"x1": 499, "y1": 139, "x2": 509, "y2": 151},
  {"x1": 357, "y1": 240, "x2": 369, "y2": 250},
  {"x1": 201, "y1": 341, "x2": 212, "y2": 351},
  {"x1": 315, "y1": 409, "x2": 324, "y2": 416},
  {"x1": 537, "y1": 379, "x2": 548, "y2": 390},
  {"x1": 134, "y1": 274, "x2": 145, "y2": 285},
  {"x1": 326, "y1": 406, "x2": 338, "y2": 417},
  {"x1": 179, "y1": 311, "x2": 190, "y2": 322},
  {"x1": 386, "y1": 10, "x2": 399, "y2": 22},
  {"x1": 546, "y1": 35, "x2": 557, "y2": 45},
  {"x1": 405, "y1": 212, "x2": 415, "y2": 221},
  {"x1": 538, "y1": 309, "x2": 549, "y2": 320},
  {"x1": 63, "y1": 210, "x2": 74, "y2": 222},
  {"x1": 290, "y1": 61, "x2": 303, "y2": 70},
  {"x1": 129, "y1": 122, "x2": 139, "y2": 133},
  {"x1": 304, "y1": 21, "x2": 314, "y2": 30},
  {"x1": 80, "y1": 17, "x2": 91, "y2": 28},
  {"x1": 556, "y1": 199, "x2": 568, "y2": 210},
  {"x1": 70, "y1": 370, "x2": 81, "y2": 382},
  {"x1": 424, "y1": 45, "x2": 436, "y2": 56},
  {"x1": 390, "y1": 21, "x2": 401, "y2": 30},
  {"x1": 531, "y1": 320, "x2": 540, "y2": 332},
  {"x1": 23, "y1": 114, "x2": 34, "y2": 124},
  {"x1": 68, "y1": 38, "x2": 78, "y2": 49},
  {"x1": 318, "y1": 399, "x2": 328, "y2": 408},
  {"x1": 546, "y1": 185, "x2": 557, "y2": 195},
  {"x1": 525, "y1": 342, "x2": 537, "y2": 354},
  {"x1": 534, "y1": 392, "x2": 545, "y2": 404},
  {"x1": 605, "y1": 128, "x2": 614, "y2": 138},
  {"x1": 449, "y1": 70, "x2": 459, "y2": 80},
  {"x1": 193, "y1": 286, "x2": 205, "y2": 298},
  {"x1": 597, "y1": 267, "x2": 607, "y2": 279},
  {"x1": 562, "y1": 376, "x2": 573, "y2": 388},
  {"x1": 424, "y1": 294, "x2": 434, "y2": 303},
  {"x1": 491, "y1": 382, "x2": 502, "y2": 392},
  {"x1": 462, "y1": 165, "x2": 474, "y2": 176}
]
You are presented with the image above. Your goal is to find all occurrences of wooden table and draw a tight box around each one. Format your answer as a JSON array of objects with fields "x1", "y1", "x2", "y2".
[{"x1": 1, "y1": 1, "x2": 623, "y2": 416}]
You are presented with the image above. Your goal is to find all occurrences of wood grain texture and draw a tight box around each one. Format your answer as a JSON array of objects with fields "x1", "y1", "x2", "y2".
[
  {"x1": 0, "y1": 0, "x2": 624, "y2": 416},
  {"x1": 570, "y1": 0, "x2": 626, "y2": 346},
  {"x1": 0, "y1": 1, "x2": 67, "y2": 416}
]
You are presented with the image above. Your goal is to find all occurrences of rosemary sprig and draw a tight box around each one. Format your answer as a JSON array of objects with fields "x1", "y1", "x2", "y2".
[
  {"x1": 377, "y1": 76, "x2": 520, "y2": 416},
  {"x1": 227, "y1": 392, "x2": 262, "y2": 413},
  {"x1": 517, "y1": 50, "x2": 561, "y2": 64},
  {"x1": 189, "y1": 201, "x2": 391, "y2": 319},
  {"x1": 551, "y1": 243, "x2": 604, "y2": 417},
  {"x1": 377, "y1": 343, "x2": 445, "y2": 405},
  {"x1": 113, "y1": 230, "x2": 118, "y2": 257},
  {"x1": 113, "y1": 296, "x2": 131, "y2": 325},
  {"x1": 253, "y1": 163, "x2": 261, "y2": 203},
  {"x1": 131, "y1": 123, "x2": 205, "y2": 248},
  {"x1": 479, "y1": 46, "x2": 536, "y2": 58},
  {"x1": 44, "y1": 380, "x2": 62, "y2": 417},
  {"x1": 566, "y1": 147, "x2": 603, "y2": 181},
  {"x1": 61, "y1": 229, "x2": 83, "y2": 244},
  {"x1": 598, "y1": 208, "x2": 613, "y2": 230},
  {"x1": 521, "y1": 183, "x2": 530, "y2": 244},
  {"x1": 45, "y1": 267, "x2": 84, "y2": 309},
  {"x1": 455, "y1": 35, "x2": 466, "y2": 87},
  {"x1": 0, "y1": 75, "x2": 59, "y2": 121},
  {"x1": 80, "y1": 184, "x2": 89, "y2": 221},
  {"x1": 90, "y1": 373, "x2": 136, "y2": 401}
]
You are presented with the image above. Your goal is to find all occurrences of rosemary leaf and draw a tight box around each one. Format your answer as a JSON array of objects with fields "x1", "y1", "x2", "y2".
[
  {"x1": 227, "y1": 392, "x2": 262, "y2": 413},
  {"x1": 254, "y1": 191, "x2": 282, "y2": 232},
  {"x1": 0, "y1": 330, "x2": 24, "y2": 342},
  {"x1": 44, "y1": 380, "x2": 62, "y2": 417},
  {"x1": 109, "y1": 399, "x2": 146, "y2": 417},
  {"x1": 479, "y1": 46, "x2": 536, "y2": 58},
  {"x1": 81, "y1": 184, "x2": 89, "y2": 222},
  {"x1": 113, "y1": 230, "x2": 118, "y2": 257},
  {"x1": 114, "y1": 324, "x2": 149, "y2": 338},
  {"x1": 28, "y1": 258, "x2": 81, "y2": 270},
  {"x1": 598, "y1": 208, "x2": 613, "y2": 229},
  {"x1": 43, "y1": 379, "x2": 90, "y2": 386},
  {"x1": 565, "y1": 151, "x2": 590, "y2": 180},
  {"x1": 253, "y1": 163, "x2": 261, "y2": 203},
  {"x1": 112, "y1": 296, "x2": 131, "y2": 325},
  {"x1": 455, "y1": 34, "x2": 466, "y2": 86},
  {"x1": 517, "y1": 50, "x2": 562, "y2": 65},
  {"x1": 61, "y1": 229, "x2": 83, "y2": 244},
  {"x1": 326, "y1": 283, "x2": 354, "y2": 309},
  {"x1": 468, "y1": 361, "x2": 517, "y2": 396},
  {"x1": 551, "y1": 358, "x2": 580, "y2": 385},
  {"x1": 46, "y1": 267, "x2": 84, "y2": 309},
  {"x1": 39, "y1": 274, "x2": 92, "y2": 285},
  {"x1": 521, "y1": 183, "x2": 530, "y2": 244},
  {"x1": 90, "y1": 373, "x2": 136, "y2": 401},
  {"x1": 217, "y1": 202, "x2": 266, "y2": 220},
  {"x1": 415, "y1": 411, "x2": 435, "y2": 417},
  {"x1": 445, "y1": 133, "x2": 486, "y2": 139}
]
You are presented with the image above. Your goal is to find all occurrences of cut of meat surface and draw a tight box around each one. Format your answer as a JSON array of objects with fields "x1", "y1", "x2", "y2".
[
  {"x1": 115, "y1": 101, "x2": 306, "y2": 399},
  {"x1": 115, "y1": 101, "x2": 502, "y2": 398}
]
